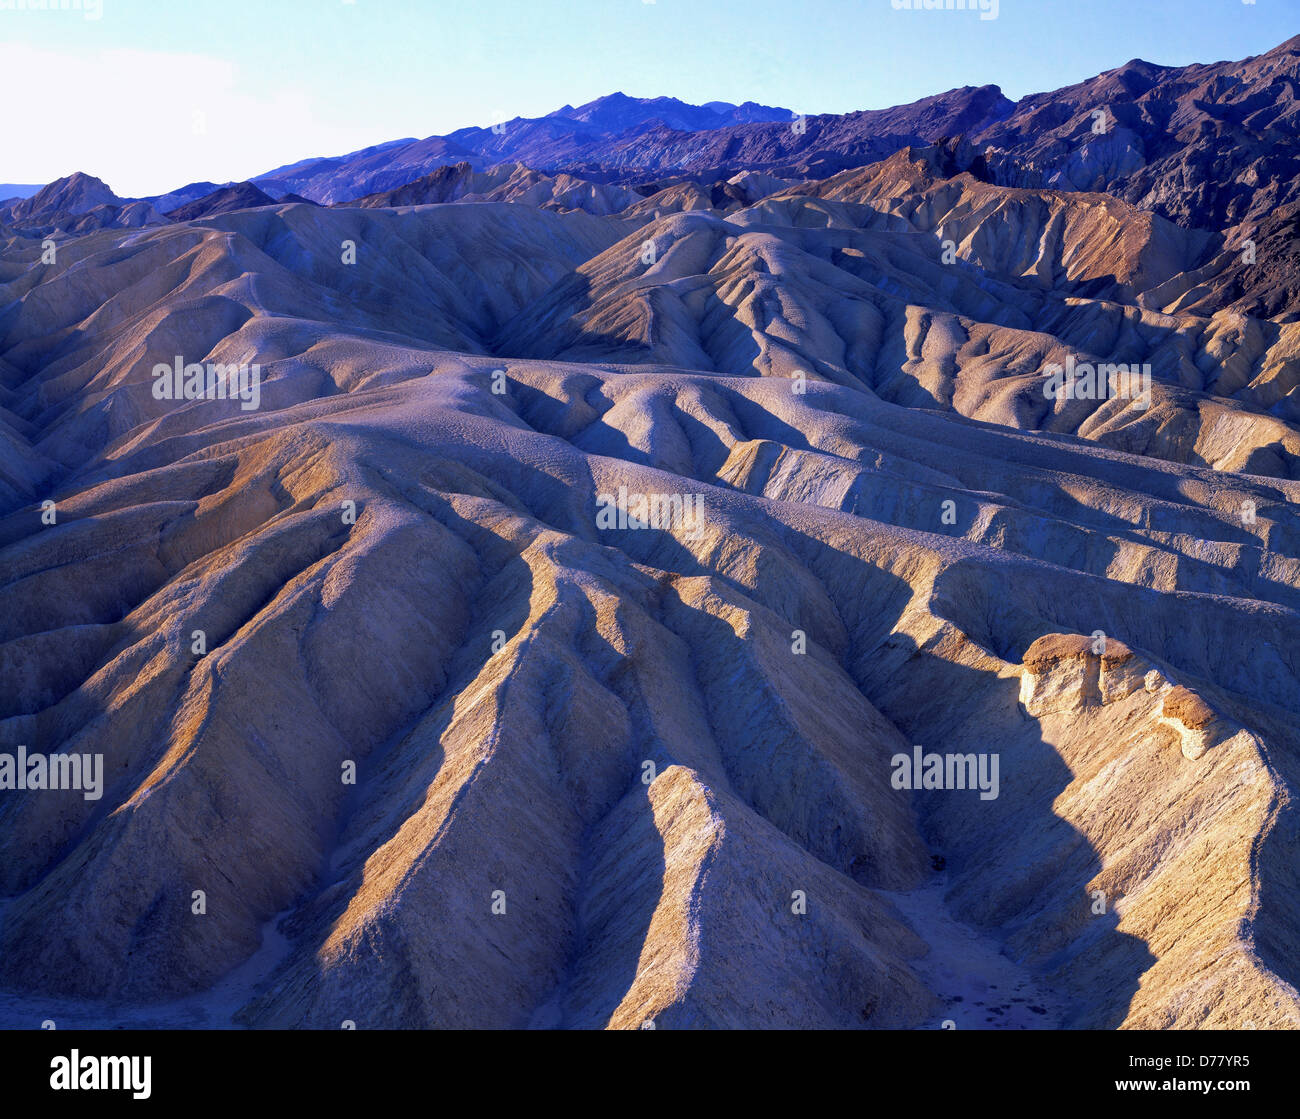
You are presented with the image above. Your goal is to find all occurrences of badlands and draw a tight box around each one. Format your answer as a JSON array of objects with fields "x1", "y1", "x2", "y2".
[{"x1": 1, "y1": 40, "x2": 1300, "y2": 1029}]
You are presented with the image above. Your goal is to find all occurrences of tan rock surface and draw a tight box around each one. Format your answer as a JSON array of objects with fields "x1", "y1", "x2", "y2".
[{"x1": 0, "y1": 167, "x2": 1297, "y2": 1030}]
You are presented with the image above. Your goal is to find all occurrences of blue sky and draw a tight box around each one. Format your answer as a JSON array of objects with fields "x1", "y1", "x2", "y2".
[{"x1": 2, "y1": 0, "x2": 1296, "y2": 196}]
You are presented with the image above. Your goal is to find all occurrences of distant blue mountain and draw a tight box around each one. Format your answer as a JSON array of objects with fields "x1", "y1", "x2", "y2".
[{"x1": 241, "y1": 93, "x2": 795, "y2": 204}]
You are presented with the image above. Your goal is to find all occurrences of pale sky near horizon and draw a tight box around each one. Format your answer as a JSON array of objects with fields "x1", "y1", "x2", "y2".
[{"x1": 2, "y1": 0, "x2": 1296, "y2": 197}]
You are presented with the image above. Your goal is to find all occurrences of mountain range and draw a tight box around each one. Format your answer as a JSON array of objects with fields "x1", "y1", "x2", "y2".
[{"x1": 1, "y1": 37, "x2": 1299, "y2": 1030}]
